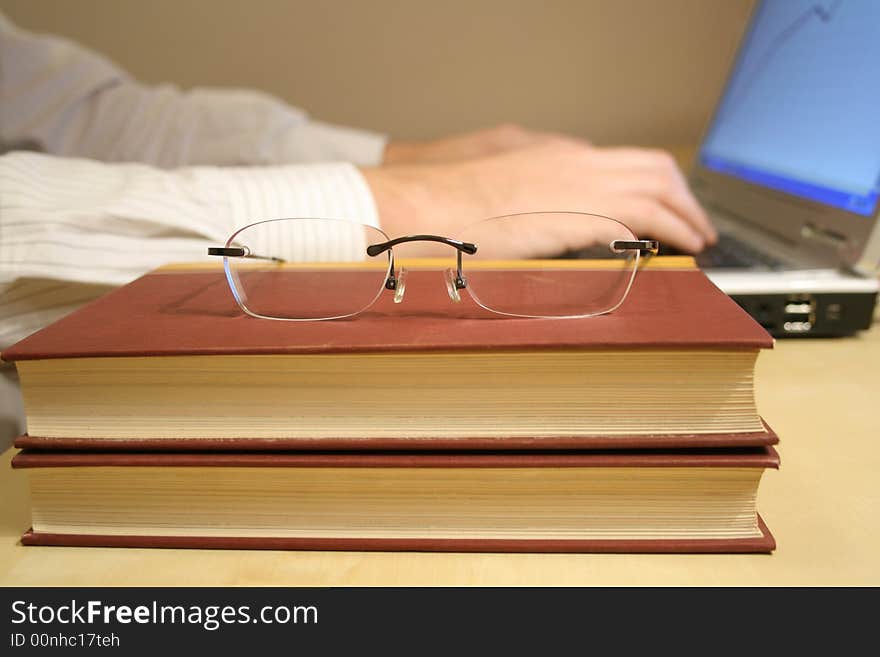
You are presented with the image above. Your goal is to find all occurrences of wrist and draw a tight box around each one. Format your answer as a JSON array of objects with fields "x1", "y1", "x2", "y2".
[
  {"x1": 361, "y1": 166, "x2": 432, "y2": 236},
  {"x1": 361, "y1": 164, "x2": 485, "y2": 238}
]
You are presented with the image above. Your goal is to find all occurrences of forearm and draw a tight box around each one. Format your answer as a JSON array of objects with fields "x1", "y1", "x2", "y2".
[
  {"x1": 0, "y1": 14, "x2": 386, "y2": 167},
  {"x1": 0, "y1": 152, "x2": 380, "y2": 348},
  {"x1": 50, "y1": 84, "x2": 388, "y2": 167}
]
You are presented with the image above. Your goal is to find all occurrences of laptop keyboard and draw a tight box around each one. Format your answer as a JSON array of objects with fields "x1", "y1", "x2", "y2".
[
  {"x1": 655, "y1": 232, "x2": 785, "y2": 269},
  {"x1": 694, "y1": 232, "x2": 785, "y2": 269}
]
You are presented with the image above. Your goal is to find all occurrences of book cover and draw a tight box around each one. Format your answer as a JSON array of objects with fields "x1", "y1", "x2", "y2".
[
  {"x1": 13, "y1": 422, "x2": 780, "y2": 451},
  {"x1": 3, "y1": 262, "x2": 776, "y2": 446},
  {"x1": 2, "y1": 261, "x2": 773, "y2": 361}
]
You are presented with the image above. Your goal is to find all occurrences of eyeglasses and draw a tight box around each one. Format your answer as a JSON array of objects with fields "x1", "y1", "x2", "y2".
[{"x1": 207, "y1": 211, "x2": 658, "y2": 320}]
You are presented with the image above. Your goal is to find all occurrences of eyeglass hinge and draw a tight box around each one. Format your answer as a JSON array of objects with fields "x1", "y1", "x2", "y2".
[
  {"x1": 610, "y1": 239, "x2": 659, "y2": 254},
  {"x1": 208, "y1": 247, "x2": 246, "y2": 257}
]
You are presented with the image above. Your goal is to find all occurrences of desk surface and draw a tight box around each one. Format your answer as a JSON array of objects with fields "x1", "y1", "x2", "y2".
[{"x1": 1, "y1": 320, "x2": 878, "y2": 586}]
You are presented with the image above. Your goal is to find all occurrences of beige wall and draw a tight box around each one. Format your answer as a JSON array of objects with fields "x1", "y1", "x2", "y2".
[{"x1": 1, "y1": 0, "x2": 754, "y2": 146}]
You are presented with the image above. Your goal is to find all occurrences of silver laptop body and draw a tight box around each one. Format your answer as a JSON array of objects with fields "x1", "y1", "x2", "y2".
[{"x1": 687, "y1": 0, "x2": 880, "y2": 336}]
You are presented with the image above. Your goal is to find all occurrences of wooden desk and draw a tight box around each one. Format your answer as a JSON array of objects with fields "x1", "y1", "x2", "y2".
[{"x1": 1, "y1": 322, "x2": 878, "y2": 586}]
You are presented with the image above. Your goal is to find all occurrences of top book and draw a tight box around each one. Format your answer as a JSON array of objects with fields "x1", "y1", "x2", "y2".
[{"x1": 3, "y1": 258, "x2": 776, "y2": 450}]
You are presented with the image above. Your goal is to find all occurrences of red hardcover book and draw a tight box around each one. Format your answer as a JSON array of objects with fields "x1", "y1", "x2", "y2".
[
  {"x1": 14, "y1": 447, "x2": 779, "y2": 553},
  {"x1": 2, "y1": 261, "x2": 775, "y2": 449}
]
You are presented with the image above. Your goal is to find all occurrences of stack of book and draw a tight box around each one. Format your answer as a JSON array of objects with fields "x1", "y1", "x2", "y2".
[{"x1": 4, "y1": 258, "x2": 779, "y2": 552}]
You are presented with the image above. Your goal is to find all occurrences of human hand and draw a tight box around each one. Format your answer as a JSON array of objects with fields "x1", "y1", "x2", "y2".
[
  {"x1": 364, "y1": 137, "x2": 716, "y2": 256},
  {"x1": 382, "y1": 124, "x2": 555, "y2": 165}
]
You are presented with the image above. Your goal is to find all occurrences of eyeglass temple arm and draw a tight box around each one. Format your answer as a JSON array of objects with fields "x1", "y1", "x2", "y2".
[
  {"x1": 610, "y1": 239, "x2": 659, "y2": 255},
  {"x1": 210, "y1": 238, "x2": 653, "y2": 264},
  {"x1": 366, "y1": 235, "x2": 478, "y2": 291},
  {"x1": 207, "y1": 247, "x2": 286, "y2": 263}
]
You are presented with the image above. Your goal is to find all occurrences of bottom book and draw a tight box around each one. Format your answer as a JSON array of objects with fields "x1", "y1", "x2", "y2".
[{"x1": 13, "y1": 448, "x2": 779, "y2": 553}]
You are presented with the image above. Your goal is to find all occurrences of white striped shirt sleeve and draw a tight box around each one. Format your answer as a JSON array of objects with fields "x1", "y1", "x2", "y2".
[
  {"x1": 0, "y1": 12, "x2": 388, "y2": 167},
  {"x1": 0, "y1": 151, "x2": 381, "y2": 352}
]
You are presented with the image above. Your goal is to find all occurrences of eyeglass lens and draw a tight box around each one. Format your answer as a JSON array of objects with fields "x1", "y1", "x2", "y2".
[
  {"x1": 457, "y1": 212, "x2": 640, "y2": 318},
  {"x1": 223, "y1": 218, "x2": 391, "y2": 320}
]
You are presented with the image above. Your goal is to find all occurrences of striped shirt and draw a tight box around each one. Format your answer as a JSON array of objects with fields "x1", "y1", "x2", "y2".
[
  {"x1": 0, "y1": 13, "x2": 387, "y2": 353},
  {"x1": 0, "y1": 153, "x2": 381, "y2": 349}
]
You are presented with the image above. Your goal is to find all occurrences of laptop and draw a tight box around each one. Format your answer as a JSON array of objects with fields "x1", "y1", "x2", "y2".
[{"x1": 671, "y1": 0, "x2": 880, "y2": 336}]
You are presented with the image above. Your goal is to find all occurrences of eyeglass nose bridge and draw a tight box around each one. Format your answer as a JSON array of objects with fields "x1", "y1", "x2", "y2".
[
  {"x1": 368, "y1": 234, "x2": 477, "y2": 304},
  {"x1": 366, "y1": 234, "x2": 477, "y2": 258}
]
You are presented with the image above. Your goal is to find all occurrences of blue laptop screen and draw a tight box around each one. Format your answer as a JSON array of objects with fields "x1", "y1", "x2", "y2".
[{"x1": 698, "y1": 0, "x2": 880, "y2": 217}]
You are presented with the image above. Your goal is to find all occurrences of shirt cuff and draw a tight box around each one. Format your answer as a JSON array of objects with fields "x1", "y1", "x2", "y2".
[
  {"x1": 0, "y1": 152, "x2": 381, "y2": 289},
  {"x1": 207, "y1": 161, "x2": 381, "y2": 230}
]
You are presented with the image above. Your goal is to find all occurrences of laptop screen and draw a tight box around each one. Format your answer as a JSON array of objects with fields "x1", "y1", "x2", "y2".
[{"x1": 698, "y1": 0, "x2": 880, "y2": 218}]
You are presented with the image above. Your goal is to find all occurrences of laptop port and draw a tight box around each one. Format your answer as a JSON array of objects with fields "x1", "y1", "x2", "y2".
[
  {"x1": 784, "y1": 294, "x2": 815, "y2": 310},
  {"x1": 783, "y1": 320, "x2": 812, "y2": 333},
  {"x1": 783, "y1": 294, "x2": 816, "y2": 333},
  {"x1": 784, "y1": 302, "x2": 813, "y2": 314}
]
